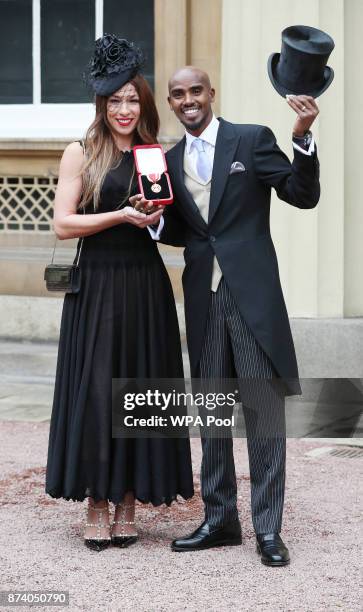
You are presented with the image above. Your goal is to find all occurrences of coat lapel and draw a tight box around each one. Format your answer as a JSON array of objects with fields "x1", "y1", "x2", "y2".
[
  {"x1": 208, "y1": 118, "x2": 241, "y2": 224},
  {"x1": 167, "y1": 138, "x2": 207, "y2": 231}
]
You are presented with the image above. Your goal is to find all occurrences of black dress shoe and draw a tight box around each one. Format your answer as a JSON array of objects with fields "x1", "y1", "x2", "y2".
[
  {"x1": 171, "y1": 520, "x2": 242, "y2": 552},
  {"x1": 256, "y1": 533, "x2": 290, "y2": 566}
]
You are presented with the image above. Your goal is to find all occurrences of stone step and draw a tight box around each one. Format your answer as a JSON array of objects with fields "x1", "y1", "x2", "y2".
[
  {"x1": 1, "y1": 292, "x2": 363, "y2": 379},
  {"x1": 2, "y1": 245, "x2": 363, "y2": 379},
  {"x1": 0, "y1": 338, "x2": 191, "y2": 393},
  {"x1": 1, "y1": 340, "x2": 362, "y2": 439}
]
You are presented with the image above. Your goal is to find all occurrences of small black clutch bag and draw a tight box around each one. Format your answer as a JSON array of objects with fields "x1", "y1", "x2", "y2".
[
  {"x1": 44, "y1": 214, "x2": 84, "y2": 294},
  {"x1": 44, "y1": 260, "x2": 82, "y2": 293}
]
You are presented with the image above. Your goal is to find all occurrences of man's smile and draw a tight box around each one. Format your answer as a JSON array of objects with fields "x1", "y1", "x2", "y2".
[{"x1": 182, "y1": 106, "x2": 201, "y2": 117}]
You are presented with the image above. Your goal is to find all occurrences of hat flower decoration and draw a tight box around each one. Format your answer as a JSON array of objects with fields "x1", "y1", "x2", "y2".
[{"x1": 87, "y1": 33, "x2": 144, "y2": 96}]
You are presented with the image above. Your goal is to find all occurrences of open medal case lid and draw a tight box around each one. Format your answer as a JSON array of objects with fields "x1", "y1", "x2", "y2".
[{"x1": 133, "y1": 144, "x2": 173, "y2": 204}]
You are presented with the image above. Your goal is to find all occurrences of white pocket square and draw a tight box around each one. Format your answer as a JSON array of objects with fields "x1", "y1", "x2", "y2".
[{"x1": 229, "y1": 161, "x2": 246, "y2": 174}]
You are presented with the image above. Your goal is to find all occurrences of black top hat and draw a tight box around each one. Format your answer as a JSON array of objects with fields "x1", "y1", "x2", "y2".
[
  {"x1": 86, "y1": 33, "x2": 144, "y2": 96},
  {"x1": 267, "y1": 25, "x2": 334, "y2": 98}
]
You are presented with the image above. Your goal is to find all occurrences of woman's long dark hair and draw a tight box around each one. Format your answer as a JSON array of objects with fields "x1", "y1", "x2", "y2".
[{"x1": 79, "y1": 74, "x2": 160, "y2": 210}]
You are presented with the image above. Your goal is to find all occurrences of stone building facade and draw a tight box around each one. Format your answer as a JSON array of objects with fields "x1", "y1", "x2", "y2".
[{"x1": 1, "y1": 0, "x2": 362, "y2": 378}]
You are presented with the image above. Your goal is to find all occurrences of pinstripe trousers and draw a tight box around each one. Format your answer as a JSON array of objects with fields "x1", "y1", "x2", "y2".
[{"x1": 198, "y1": 278, "x2": 286, "y2": 534}]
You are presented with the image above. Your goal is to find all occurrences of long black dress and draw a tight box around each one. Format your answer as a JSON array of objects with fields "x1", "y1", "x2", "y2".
[{"x1": 45, "y1": 150, "x2": 194, "y2": 506}]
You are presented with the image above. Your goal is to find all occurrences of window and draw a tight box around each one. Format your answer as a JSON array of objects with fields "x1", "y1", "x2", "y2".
[
  {"x1": 41, "y1": 0, "x2": 95, "y2": 103},
  {"x1": 0, "y1": 0, "x2": 33, "y2": 103},
  {"x1": 0, "y1": 0, "x2": 155, "y2": 137},
  {"x1": 103, "y1": 0, "x2": 154, "y2": 91}
]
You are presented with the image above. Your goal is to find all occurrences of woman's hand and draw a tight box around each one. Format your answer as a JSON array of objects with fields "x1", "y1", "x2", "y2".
[
  {"x1": 119, "y1": 205, "x2": 163, "y2": 228},
  {"x1": 129, "y1": 194, "x2": 163, "y2": 215}
]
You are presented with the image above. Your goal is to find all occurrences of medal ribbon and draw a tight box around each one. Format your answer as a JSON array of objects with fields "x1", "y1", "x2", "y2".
[{"x1": 147, "y1": 173, "x2": 161, "y2": 183}]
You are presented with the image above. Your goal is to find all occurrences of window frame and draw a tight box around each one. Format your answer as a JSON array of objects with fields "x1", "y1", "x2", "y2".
[{"x1": 0, "y1": 0, "x2": 103, "y2": 139}]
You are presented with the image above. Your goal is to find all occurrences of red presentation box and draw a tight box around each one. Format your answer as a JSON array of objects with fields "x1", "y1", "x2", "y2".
[{"x1": 133, "y1": 144, "x2": 174, "y2": 205}]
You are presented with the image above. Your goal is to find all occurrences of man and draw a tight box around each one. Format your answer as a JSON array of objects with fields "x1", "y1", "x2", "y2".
[{"x1": 132, "y1": 66, "x2": 319, "y2": 565}]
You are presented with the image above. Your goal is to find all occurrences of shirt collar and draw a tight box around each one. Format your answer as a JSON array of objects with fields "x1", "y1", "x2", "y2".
[{"x1": 185, "y1": 115, "x2": 220, "y2": 154}]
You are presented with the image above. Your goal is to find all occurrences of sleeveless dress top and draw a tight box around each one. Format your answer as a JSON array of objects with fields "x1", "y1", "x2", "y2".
[{"x1": 45, "y1": 150, "x2": 194, "y2": 505}]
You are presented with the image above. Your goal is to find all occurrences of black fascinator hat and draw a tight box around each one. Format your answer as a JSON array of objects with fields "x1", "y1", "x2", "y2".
[{"x1": 86, "y1": 33, "x2": 144, "y2": 96}]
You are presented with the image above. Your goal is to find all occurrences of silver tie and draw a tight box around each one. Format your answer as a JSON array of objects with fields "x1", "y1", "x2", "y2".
[{"x1": 193, "y1": 138, "x2": 212, "y2": 182}]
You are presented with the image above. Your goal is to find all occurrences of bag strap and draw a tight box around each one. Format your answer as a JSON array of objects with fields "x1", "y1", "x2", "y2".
[
  {"x1": 51, "y1": 139, "x2": 86, "y2": 266},
  {"x1": 50, "y1": 234, "x2": 57, "y2": 265}
]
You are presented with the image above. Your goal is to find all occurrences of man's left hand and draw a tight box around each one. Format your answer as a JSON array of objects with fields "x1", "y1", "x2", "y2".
[{"x1": 286, "y1": 94, "x2": 319, "y2": 137}]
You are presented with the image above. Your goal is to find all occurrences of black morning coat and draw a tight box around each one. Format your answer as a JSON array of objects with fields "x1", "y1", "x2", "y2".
[{"x1": 161, "y1": 118, "x2": 320, "y2": 396}]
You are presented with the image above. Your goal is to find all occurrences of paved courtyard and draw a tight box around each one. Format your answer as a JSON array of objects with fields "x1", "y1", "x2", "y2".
[{"x1": 0, "y1": 340, "x2": 362, "y2": 611}]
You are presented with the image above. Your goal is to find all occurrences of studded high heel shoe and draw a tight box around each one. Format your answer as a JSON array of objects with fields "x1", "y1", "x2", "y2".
[
  {"x1": 111, "y1": 502, "x2": 138, "y2": 548},
  {"x1": 84, "y1": 503, "x2": 111, "y2": 552}
]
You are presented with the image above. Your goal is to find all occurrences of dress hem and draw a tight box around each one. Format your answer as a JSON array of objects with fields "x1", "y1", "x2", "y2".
[{"x1": 45, "y1": 488, "x2": 195, "y2": 507}]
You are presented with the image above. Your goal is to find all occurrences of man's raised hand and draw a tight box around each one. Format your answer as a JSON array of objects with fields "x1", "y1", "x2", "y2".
[{"x1": 286, "y1": 94, "x2": 319, "y2": 137}]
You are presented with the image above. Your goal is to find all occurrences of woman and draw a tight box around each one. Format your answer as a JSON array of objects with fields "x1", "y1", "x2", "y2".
[{"x1": 45, "y1": 34, "x2": 194, "y2": 551}]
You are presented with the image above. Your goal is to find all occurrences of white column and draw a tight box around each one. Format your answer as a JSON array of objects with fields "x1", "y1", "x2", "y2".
[
  {"x1": 95, "y1": 0, "x2": 103, "y2": 37},
  {"x1": 221, "y1": 0, "x2": 345, "y2": 317},
  {"x1": 154, "y1": 0, "x2": 188, "y2": 139},
  {"x1": 32, "y1": 0, "x2": 41, "y2": 104},
  {"x1": 344, "y1": 0, "x2": 363, "y2": 315},
  {"x1": 317, "y1": 0, "x2": 345, "y2": 317}
]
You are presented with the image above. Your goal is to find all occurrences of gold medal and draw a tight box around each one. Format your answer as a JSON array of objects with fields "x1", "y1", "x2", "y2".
[{"x1": 151, "y1": 183, "x2": 162, "y2": 193}]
